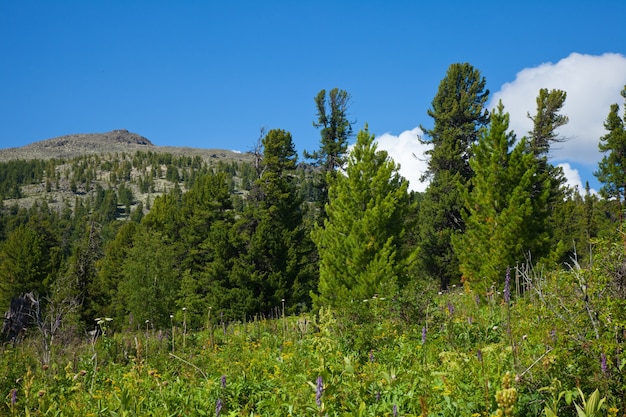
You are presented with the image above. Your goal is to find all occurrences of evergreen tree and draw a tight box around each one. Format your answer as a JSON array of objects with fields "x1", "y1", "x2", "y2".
[
  {"x1": 0, "y1": 224, "x2": 52, "y2": 310},
  {"x1": 118, "y1": 227, "x2": 179, "y2": 329},
  {"x1": 90, "y1": 221, "x2": 138, "y2": 326},
  {"x1": 417, "y1": 63, "x2": 490, "y2": 288},
  {"x1": 527, "y1": 89, "x2": 568, "y2": 263},
  {"x1": 306, "y1": 88, "x2": 353, "y2": 173},
  {"x1": 304, "y1": 88, "x2": 354, "y2": 218},
  {"x1": 312, "y1": 126, "x2": 414, "y2": 308},
  {"x1": 527, "y1": 88, "x2": 569, "y2": 158},
  {"x1": 65, "y1": 221, "x2": 103, "y2": 325},
  {"x1": 203, "y1": 129, "x2": 316, "y2": 320},
  {"x1": 453, "y1": 102, "x2": 548, "y2": 290},
  {"x1": 596, "y1": 86, "x2": 626, "y2": 208}
]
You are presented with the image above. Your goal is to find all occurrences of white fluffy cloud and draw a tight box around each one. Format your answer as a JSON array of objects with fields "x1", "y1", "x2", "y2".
[
  {"x1": 373, "y1": 127, "x2": 432, "y2": 192},
  {"x1": 371, "y1": 53, "x2": 624, "y2": 195},
  {"x1": 558, "y1": 162, "x2": 584, "y2": 192},
  {"x1": 490, "y1": 53, "x2": 626, "y2": 166}
]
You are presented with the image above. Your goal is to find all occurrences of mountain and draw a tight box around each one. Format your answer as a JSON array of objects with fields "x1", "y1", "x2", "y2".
[
  {"x1": 0, "y1": 130, "x2": 251, "y2": 162},
  {"x1": 0, "y1": 130, "x2": 255, "y2": 214}
]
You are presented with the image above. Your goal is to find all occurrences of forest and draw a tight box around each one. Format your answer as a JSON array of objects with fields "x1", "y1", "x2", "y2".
[{"x1": 1, "y1": 63, "x2": 626, "y2": 415}]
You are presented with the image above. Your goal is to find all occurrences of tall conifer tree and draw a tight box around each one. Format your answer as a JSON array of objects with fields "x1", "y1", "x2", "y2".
[
  {"x1": 454, "y1": 102, "x2": 548, "y2": 290},
  {"x1": 417, "y1": 63, "x2": 490, "y2": 288},
  {"x1": 596, "y1": 86, "x2": 626, "y2": 209},
  {"x1": 305, "y1": 88, "x2": 354, "y2": 218},
  {"x1": 312, "y1": 126, "x2": 414, "y2": 308}
]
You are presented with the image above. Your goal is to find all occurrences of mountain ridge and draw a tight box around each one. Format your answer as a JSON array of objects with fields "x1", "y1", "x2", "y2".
[{"x1": 0, "y1": 130, "x2": 251, "y2": 162}]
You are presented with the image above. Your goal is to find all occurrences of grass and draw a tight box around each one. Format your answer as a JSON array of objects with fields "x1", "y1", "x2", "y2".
[{"x1": 2, "y1": 271, "x2": 624, "y2": 416}]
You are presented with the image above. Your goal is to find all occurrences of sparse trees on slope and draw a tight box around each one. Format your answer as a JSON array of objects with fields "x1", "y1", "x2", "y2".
[
  {"x1": 312, "y1": 126, "x2": 414, "y2": 308},
  {"x1": 417, "y1": 63, "x2": 490, "y2": 289}
]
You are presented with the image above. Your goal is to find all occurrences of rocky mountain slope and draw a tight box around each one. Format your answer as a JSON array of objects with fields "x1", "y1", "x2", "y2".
[{"x1": 0, "y1": 129, "x2": 251, "y2": 162}]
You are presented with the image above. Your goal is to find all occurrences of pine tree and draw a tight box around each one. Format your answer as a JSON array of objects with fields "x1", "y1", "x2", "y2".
[
  {"x1": 205, "y1": 129, "x2": 316, "y2": 319},
  {"x1": 118, "y1": 227, "x2": 179, "y2": 329},
  {"x1": 596, "y1": 86, "x2": 626, "y2": 208},
  {"x1": 527, "y1": 89, "x2": 568, "y2": 263},
  {"x1": 527, "y1": 88, "x2": 569, "y2": 158},
  {"x1": 312, "y1": 126, "x2": 414, "y2": 308},
  {"x1": 304, "y1": 88, "x2": 354, "y2": 219},
  {"x1": 454, "y1": 102, "x2": 548, "y2": 291},
  {"x1": 417, "y1": 63, "x2": 490, "y2": 288}
]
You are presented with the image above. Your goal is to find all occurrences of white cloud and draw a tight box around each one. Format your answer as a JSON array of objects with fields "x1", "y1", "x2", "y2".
[
  {"x1": 558, "y1": 162, "x2": 599, "y2": 195},
  {"x1": 558, "y1": 162, "x2": 583, "y2": 192},
  {"x1": 373, "y1": 127, "x2": 432, "y2": 192},
  {"x1": 490, "y1": 53, "x2": 626, "y2": 167}
]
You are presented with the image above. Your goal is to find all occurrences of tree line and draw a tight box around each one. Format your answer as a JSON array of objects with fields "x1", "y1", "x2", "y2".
[{"x1": 1, "y1": 64, "x2": 625, "y2": 340}]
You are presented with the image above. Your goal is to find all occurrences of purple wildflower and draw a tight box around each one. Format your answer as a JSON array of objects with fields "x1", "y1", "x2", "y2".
[
  {"x1": 369, "y1": 350, "x2": 375, "y2": 363},
  {"x1": 10, "y1": 388, "x2": 17, "y2": 407},
  {"x1": 447, "y1": 301, "x2": 455, "y2": 315},
  {"x1": 421, "y1": 326, "x2": 427, "y2": 344},
  {"x1": 316, "y1": 376, "x2": 324, "y2": 407},
  {"x1": 221, "y1": 375, "x2": 227, "y2": 389},
  {"x1": 215, "y1": 398, "x2": 223, "y2": 417},
  {"x1": 504, "y1": 267, "x2": 511, "y2": 303},
  {"x1": 468, "y1": 316, "x2": 473, "y2": 325},
  {"x1": 376, "y1": 390, "x2": 381, "y2": 402},
  {"x1": 601, "y1": 353, "x2": 607, "y2": 374},
  {"x1": 477, "y1": 349, "x2": 483, "y2": 363},
  {"x1": 393, "y1": 404, "x2": 398, "y2": 417}
]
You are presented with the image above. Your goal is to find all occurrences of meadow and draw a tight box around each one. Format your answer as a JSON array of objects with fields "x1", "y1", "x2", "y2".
[{"x1": 1, "y1": 260, "x2": 624, "y2": 417}]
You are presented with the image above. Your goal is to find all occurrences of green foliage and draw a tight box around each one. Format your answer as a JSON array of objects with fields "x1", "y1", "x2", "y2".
[
  {"x1": 118, "y1": 228, "x2": 180, "y2": 329},
  {"x1": 305, "y1": 88, "x2": 354, "y2": 218},
  {"x1": 596, "y1": 85, "x2": 626, "y2": 204},
  {"x1": 306, "y1": 88, "x2": 353, "y2": 173},
  {"x1": 418, "y1": 62, "x2": 490, "y2": 288},
  {"x1": 0, "y1": 218, "x2": 60, "y2": 310},
  {"x1": 454, "y1": 102, "x2": 548, "y2": 291},
  {"x1": 312, "y1": 126, "x2": 414, "y2": 308},
  {"x1": 527, "y1": 88, "x2": 569, "y2": 158},
  {"x1": 1, "y1": 247, "x2": 626, "y2": 416}
]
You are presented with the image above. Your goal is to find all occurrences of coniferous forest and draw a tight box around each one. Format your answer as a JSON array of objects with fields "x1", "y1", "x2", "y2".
[{"x1": 1, "y1": 64, "x2": 626, "y2": 415}]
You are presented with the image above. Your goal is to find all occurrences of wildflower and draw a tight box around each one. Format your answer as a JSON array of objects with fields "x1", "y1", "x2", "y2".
[
  {"x1": 315, "y1": 376, "x2": 324, "y2": 407},
  {"x1": 504, "y1": 267, "x2": 511, "y2": 303},
  {"x1": 221, "y1": 375, "x2": 227, "y2": 389},
  {"x1": 369, "y1": 350, "x2": 375, "y2": 363},
  {"x1": 393, "y1": 404, "x2": 398, "y2": 417},
  {"x1": 601, "y1": 353, "x2": 608, "y2": 374},
  {"x1": 376, "y1": 390, "x2": 381, "y2": 402},
  {"x1": 10, "y1": 388, "x2": 17, "y2": 406},
  {"x1": 215, "y1": 398, "x2": 223, "y2": 417},
  {"x1": 447, "y1": 301, "x2": 455, "y2": 315},
  {"x1": 477, "y1": 349, "x2": 483, "y2": 362},
  {"x1": 421, "y1": 326, "x2": 427, "y2": 344}
]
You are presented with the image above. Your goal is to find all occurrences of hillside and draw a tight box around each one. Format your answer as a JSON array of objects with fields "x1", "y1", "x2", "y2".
[
  {"x1": 0, "y1": 129, "x2": 252, "y2": 162},
  {"x1": 0, "y1": 129, "x2": 256, "y2": 213}
]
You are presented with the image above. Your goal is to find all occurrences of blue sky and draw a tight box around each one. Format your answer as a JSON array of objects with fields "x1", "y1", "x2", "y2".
[{"x1": 2, "y1": 1, "x2": 626, "y2": 192}]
